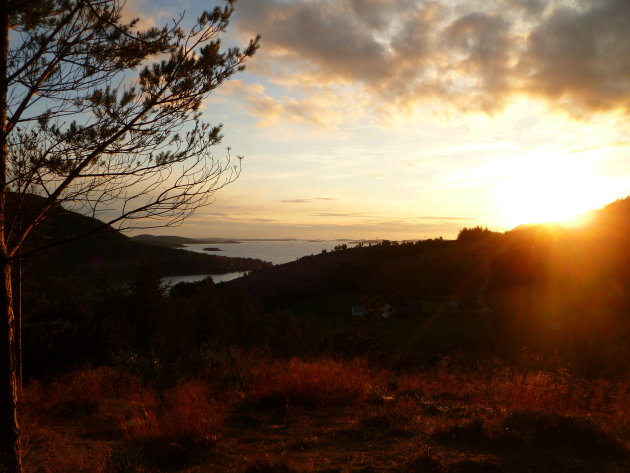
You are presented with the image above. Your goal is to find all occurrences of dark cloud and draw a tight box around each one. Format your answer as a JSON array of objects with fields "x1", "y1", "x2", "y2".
[
  {"x1": 237, "y1": 0, "x2": 391, "y2": 84},
  {"x1": 347, "y1": 0, "x2": 417, "y2": 30},
  {"x1": 501, "y1": 0, "x2": 546, "y2": 16},
  {"x1": 235, "y1": 0, "x2": 630, "y2": 117},
  {"x1": 444, "y1": 12, "x2": 513, "y2": 110},
  {"x1": 384, "y1": 4, "x2": 441, "y2": 102},
  {"x1": 520, "y1": 0, "x2": 630, "y2": 113}
]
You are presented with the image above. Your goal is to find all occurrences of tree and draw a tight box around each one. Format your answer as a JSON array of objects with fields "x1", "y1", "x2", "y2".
[
  {"x1": 456, "y1": 226, "x2": 497, "y2": 243},
  {"x1": 0, "y1": 1, "x2": 259, "y2": 470}
]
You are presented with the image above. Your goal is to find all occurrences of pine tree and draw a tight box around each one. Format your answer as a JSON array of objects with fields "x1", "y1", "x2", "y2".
[{"x1": 0, "y1": 1, "x2": 258, "y2": 470}]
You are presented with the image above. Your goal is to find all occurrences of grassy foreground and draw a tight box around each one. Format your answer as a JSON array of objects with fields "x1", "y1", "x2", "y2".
[{"x1": 20, "y1": 353, "x2": 630, "y2": 473}]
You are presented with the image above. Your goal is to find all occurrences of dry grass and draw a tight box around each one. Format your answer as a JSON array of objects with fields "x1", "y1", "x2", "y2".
[
  {"x1": 120, "y1": 379, "x2": 226, "y2": 444},
  {"x1": 19, "y1": 355, "x2": 630, "y2": 473},
  {"x1": 396, "y1": 358, "x2": 630, "y2": 429},
  {"x1": 21, "y1": 368, "x2": 227, "y2": 472},
  {"x1": 22, "y1": 423, "x2": 111, "y2": 473},
  {"x1": 244, "y1": 357, "x2": 379, "y2": 407}
]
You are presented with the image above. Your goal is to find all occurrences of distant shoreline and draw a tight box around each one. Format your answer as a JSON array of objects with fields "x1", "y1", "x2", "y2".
[{"x1": 131, "y1": 234, "x2": 358, "y2": 248}]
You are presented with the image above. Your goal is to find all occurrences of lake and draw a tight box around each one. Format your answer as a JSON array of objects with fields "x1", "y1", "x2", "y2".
[{"x1": 163, "y1": 240, "x2": 348, "y2": 286}]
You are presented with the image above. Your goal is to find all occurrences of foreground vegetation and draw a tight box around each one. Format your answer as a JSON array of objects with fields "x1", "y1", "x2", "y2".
[
  {"x1": 14, "y1": 197, "x2": 630, "y2": 472},
  {"x1": 21, "y1": 352, "x2": 630, "y2": 473}
]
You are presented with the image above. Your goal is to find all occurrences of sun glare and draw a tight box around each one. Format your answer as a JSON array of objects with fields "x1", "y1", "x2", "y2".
[{"x1": 495, "y1": 153, "x2": 607, "y2": 229}]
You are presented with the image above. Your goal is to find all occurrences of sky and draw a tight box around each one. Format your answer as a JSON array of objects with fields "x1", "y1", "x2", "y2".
[{"x1": 127, "y1": 0, "x2": 630, "y2": 240}]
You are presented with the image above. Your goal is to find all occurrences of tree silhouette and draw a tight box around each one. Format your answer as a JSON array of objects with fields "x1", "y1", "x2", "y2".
[{"x1": 0, "y1": 1, "x2": 259, "y2": 470}]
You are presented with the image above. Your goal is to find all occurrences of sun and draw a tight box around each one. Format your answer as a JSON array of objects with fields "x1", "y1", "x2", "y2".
[{"x1": 495, "y1": 153, "x2": 608, "y2": 228}]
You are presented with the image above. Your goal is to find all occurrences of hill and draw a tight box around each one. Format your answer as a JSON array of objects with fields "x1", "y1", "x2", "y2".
[
  {"x1": 130, "y1": 234, "x2": 241, "y2": 247},
  {"x1": 13, "y1": 194, "x2": 271, "y2": 277},
  {"x1": 129, "y1": 234, "x2": 200, "y2": 247},
  {"x1": 218, "y1": 197, "x2": 630, "y2": 357}
]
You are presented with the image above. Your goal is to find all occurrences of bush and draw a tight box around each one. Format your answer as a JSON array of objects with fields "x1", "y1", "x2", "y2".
[
  {"x1": 245, "y1": 357, "x2": 377, "y2": 407},
  {"x1": 23, "y1": 367, "x2": 145, "y2": 422},
  {"x1": 120, "y1": 379, "x2": 225, "y2": 446}
]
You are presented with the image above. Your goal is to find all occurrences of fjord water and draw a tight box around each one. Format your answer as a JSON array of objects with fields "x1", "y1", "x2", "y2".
[
  {"x1": 181, "y1": 240, "x2": 345, "y2": 264},
  {"x1": 163, "y1": 240, "x2": 346, "y2": 285}
]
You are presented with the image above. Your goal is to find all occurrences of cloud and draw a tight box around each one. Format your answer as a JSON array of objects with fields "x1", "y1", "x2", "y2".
[
  {"x1": 287, "y1": 219, "x2": 472, "y2": 238},
  {"x1": 520, "y1": 0, "x2": 630, "y2": 113},
  {"x1": 306, "y1": 212, "x2": 476, "y2": 222},
  {"x1": 218, "y1": 80, "x2": 349, "y2": 127},
  {"x1": 416, "y1": 216, "x2": 478, "y2": 221},
  {"x1": 188, "y1": 208, "x2": 279, "y2": 224},
  {"x1": 310, "y1": 212, "x2": 373, "y2": 218},
  {"x1": 244, "y1": 217, "x2": 280, "y2": 223},
  {"x1": 237, "y1": 0, "x2": 392, "y2": 84},
  {"x1": 501, "y1": 0, "x2": 546, "y2": 16},
  {"x1": 281, "y1": 197, "x2": 338, "y2": 203},
  {"x1": 119, "y1": 0, "x2": 157, "y2": 29},
  {"x1": 443, "y1": 12, "x2": 513, "y2": 111},
  {"x1": 178, "y1": 217, "x2": 470, "y2": 240},
  {"x1": 234, "y1": 0, "x2": 630, "y2": 118}
]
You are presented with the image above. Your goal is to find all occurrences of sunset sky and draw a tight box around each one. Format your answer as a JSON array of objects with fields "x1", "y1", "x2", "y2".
[{"x1": 129, "y1": 0, "x2": 630, "y2": 240}]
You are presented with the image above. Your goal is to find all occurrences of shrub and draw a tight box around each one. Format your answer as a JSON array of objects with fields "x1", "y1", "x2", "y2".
[
  {"x1": 245, "y1": 357, "x2": 377, "y2": 407},
  {"x1": 23, "y1": 367, "x2": 145, "y2": 422},
  {"x1": 120, "y1": 379, "x2": 225, "y2": 446}
]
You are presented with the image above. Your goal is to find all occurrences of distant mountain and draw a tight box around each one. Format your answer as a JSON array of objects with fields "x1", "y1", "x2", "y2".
[
  {"x1": 130, "y1": 234, "x2": 200, "y2": 247},
  {"x1": 130, "y1": 234, "x2": 242, "y2": 247},
  {"x1": 12, "y1": 195, "x2": 271, "y2": 277}
]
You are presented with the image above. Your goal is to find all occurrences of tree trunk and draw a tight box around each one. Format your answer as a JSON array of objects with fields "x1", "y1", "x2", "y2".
[
  {"x1": 15, "y1": 256, "x2": 21, "y2": 389},
  {"x1": 0, "y1": 4, "x2": 20, "y2": 473},
  {"x1": 0, "y1": 260, "x2": 21, "y2": 473}
]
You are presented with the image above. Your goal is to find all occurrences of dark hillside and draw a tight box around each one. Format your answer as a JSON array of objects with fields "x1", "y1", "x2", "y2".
[
  {"x1": 222, "y1": 197, "x2": 630, "y2": 363},
  {"x1": 484, "y1": 198, "x2": 630, "y2": 364},
  {"x1": 226, "y1": 236, "x2": 499, "y2": 312},
  {"x1": 131, "y1": 234, "x2": 241, "y2": 247},
  {"x1": 14, "y1": 196, "x2": 268, "y2": 376},
  {"x1": 129, "y1": 234, "x2": 199, "y2": 247},
  {"x1": 11, "y1": 194, "x2": 270, "y2": 277}
]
